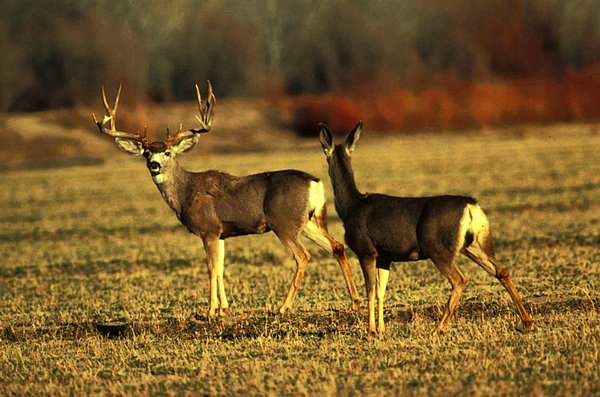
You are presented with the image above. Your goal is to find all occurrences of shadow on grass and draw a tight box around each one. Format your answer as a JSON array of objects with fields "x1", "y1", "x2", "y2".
[
  {"x1": 480, "y1": 182, "x2": 599, "y2": 200},
  {"x1": 0, "y1": 224, "x2": 182, "y2": 243},
  {"x1": 2, "y1": 295, "x2": 596, "y2": 343},
  {"x1": 0, "y1": 257, "x2": 194, "y2": 278},
  {"x1": 385, "y1": 294, "x2": 596, "y2": 324}
]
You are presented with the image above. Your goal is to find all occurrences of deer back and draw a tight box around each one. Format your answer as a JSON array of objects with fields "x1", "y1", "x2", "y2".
[{"x1": 178, "y1": 169, "x2": 319, "y2": 239}]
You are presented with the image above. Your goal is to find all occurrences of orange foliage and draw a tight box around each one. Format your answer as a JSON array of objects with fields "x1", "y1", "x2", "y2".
[{"x1": 283, "y1": 65, "x2": 600, "y2": 134}]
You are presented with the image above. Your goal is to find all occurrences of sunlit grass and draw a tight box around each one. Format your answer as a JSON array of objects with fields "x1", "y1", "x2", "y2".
[{"x1": 1, "y1": 128, "x2": 599, "y2": 395}]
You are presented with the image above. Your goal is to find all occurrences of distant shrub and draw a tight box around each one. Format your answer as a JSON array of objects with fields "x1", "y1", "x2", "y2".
[{"x1": 283, "y1": 66, "x2": 600, "y2": 135}]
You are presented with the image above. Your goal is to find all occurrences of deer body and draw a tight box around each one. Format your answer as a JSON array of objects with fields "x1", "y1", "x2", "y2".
[
  {"x1": 153, "y1": 164, "x2": 320, "y2": 239},
  {"x1": 341, "y1": 194, "x2": 478, "y2": 264},
  {"x1": 93, "y1": 83, "x2": 361, "y2": 318},
  {"x1": 152, "y1": 160, "x2": 354, "y2": 316},
  {"x1": 319, "y1": 122, "x2": 533, "y2": 337}
]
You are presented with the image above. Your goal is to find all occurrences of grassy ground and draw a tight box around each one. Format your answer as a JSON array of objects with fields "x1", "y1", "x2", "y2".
[{"x1": 1, "y1": 126, "x2": 599, "y2": 395}]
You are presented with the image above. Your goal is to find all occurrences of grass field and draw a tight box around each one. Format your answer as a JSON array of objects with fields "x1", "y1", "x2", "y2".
[{"x1": 1, "y1": 126, "x2": 599, "y2": 395}]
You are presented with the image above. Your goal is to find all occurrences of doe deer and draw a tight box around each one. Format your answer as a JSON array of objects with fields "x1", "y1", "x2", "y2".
[
  {"x1": 319, "y1": 121, "x2": 533, "y2": 337},
  {"x1": 92, "y1": 82, "x2": 361, "y2": 318}
]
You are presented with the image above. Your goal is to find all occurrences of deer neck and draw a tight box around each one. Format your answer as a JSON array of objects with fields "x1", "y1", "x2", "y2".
[
  {"x1": 329, "y1": 147, "x2": 361, "y2": 220},
  {"x1": 152, "y1": 160, "x2": 188, "y2": 218}
]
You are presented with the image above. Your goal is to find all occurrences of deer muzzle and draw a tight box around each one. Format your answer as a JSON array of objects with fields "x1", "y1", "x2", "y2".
[{"x1": 149, "y1": 161, "x2": 161, "y2": 175}]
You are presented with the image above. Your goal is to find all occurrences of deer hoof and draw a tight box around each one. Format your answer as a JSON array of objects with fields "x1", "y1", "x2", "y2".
[
  {"x1": 351, "y1": 300, "x2": 361, "y2": 312},
  {"x1": 432, "y1": 326, "x2": 447, "y2": 336},
  {"x1": 278, "y1": 306, "x2": 290, "y2": 315},
  {"x1": 514, "y1": 321, "x2": 533, "y2": 333},
  {"x1": 366, "y1": 328, "x2": 378, "y2": 340},
  {"x1": 219, "y1": 308, "x2": 230, "y2": 317}
]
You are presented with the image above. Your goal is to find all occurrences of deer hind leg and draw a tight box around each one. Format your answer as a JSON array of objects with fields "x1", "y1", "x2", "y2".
[
  {"x1": 202, "y1": 236, "x2": 221, "y2": 319},
  {"x1": 359, "y1": 255, "x2": 378, "y2": 338},
  {"x1": 216, "y1": 239, "x2": 229, "y2": 316},
  {"x1": 302, "y1": 220, "x2": 361, "y2": 311},
  {"x1": 462, "y1": 245, "x2": 533, "y2": 332},
  {"x1": 276, "y1": 232, "x2": 311, "y2": 314},
  {"x1": 431, "y1": 251, "x2": 468, "y2": 334}
]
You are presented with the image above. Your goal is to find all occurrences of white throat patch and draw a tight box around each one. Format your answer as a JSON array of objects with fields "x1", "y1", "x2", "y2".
[{"x1": 152, "y1": 173, "x2": 165, "y2": 184}]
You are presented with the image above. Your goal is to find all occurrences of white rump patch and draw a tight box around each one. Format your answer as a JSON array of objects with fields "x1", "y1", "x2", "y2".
[
  {"x1": 456, "y1": 205, "x2": 472, "y2": 252},
  {"x1": 467, "y1": 204, "x2": 490, "y2": 247},
  {"x1": 456, "y1": 203, "x2": 491, "y2": 252},
  {"x1": 308, "y1": 180, "x2": 326, "y2": 219}
]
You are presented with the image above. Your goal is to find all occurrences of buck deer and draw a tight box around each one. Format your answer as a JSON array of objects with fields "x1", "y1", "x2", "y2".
[
  {"x1": 92, "y1": 82, "x2": 361, "y2": 318},
  {"x1": 319, "y1": 121, "x2": 533, "y2": 337}
]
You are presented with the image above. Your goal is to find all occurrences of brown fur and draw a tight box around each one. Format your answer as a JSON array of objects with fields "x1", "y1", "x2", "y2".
[{"x1": 319, "y1": 122, "x2": 533, "y2": 337}]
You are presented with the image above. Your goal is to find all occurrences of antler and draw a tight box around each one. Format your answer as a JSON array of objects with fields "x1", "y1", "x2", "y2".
[
  {"x1": 165, "y1": 81, "x2": 216, "y2": 146},
  {"x1": 92, "y1": 84, "x2": 149, "y2": 145},
  {"x1": 165, "y1": 122, "x2": 191, "y2": 146},
  {"x1": 190, "y1": 81, "x2": 216, "y2": 133}
]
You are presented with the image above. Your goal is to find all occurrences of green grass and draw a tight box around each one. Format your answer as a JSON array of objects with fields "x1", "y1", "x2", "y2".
[{"x1": 1, "y1": 128, "x2": 599, "y2": 395}]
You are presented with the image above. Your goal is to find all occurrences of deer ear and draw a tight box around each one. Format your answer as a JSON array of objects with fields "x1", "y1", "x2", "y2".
[
  {"x1": 172, "y1": 135, "x2": 199, "y2": 154},
  {"x1": 115, "y1": 138, "x2": 144, "y2": 155},
  {"x1": 345, "y1": 121, "x2": 362, "y2": 154},
  {"x1": 318, "y1": 123, "x2": 334, "y2": 157}
]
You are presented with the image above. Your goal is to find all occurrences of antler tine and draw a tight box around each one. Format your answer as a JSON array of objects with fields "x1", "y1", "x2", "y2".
[
  {"x1": 92, "y1": 83, "x2": 146, "y2": 143},
  {"x1": 165, "y1": 82, "x2": 216, "y2": 145},
  {"x1": 101, "y1": 88, "x2": 111, "y2": 128},
  {"x1": 206, "y1": 80, "x2": 215, "y2": 123},
  {"x1": 101, "y1": 86, "x2": 110, "y2": 112},
  {"x1": 99, "y1": 84, "x2": 122, "y2": 130},
  {"x1": 195, "y1": 83, "x2": 203, "y2": 114},
  {"x1": 114, "y1": 84, "x2": 122, "y2": 111},
  {"x1": 165, "y1": 128, "x2": 195, "y2": 146},
  {"x1": 189, "y1": 80, "x2": 216, "y2": 134},
  {"x1": 193, "y1": 83, "x2": 208, "y2": 131}
]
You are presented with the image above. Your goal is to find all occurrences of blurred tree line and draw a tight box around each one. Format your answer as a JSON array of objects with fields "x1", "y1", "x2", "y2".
[{"x1": 1, "y1": 0, "x2": 600, "y2": 112}]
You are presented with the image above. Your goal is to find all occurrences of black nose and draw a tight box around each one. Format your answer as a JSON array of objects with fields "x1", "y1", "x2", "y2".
[{"x1": 149, "y1": 161, "x2": 160, "y2": 170}]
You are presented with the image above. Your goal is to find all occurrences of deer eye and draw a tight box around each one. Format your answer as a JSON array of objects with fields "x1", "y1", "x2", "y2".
[
  {"x1": 143, "y1": 151, "x2": 150, "y2": 158},
  {"x1": 164, "y1": 151, "x2": 171, "y2": 157}
]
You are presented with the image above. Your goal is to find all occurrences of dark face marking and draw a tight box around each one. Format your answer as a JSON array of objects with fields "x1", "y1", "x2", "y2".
[
  {"x1": 149, "y1": 161, "x2": 161, "y2": 176},
  {"x1": 148, "y1": 141, "x2": 168, "y2": 152},
  {"x1": 144, "y1": 141, "x2": 174, "y2": 176}
]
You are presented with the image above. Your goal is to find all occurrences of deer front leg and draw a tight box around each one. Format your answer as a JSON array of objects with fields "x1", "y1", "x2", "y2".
[
  {"x1": 217, "y1": 239, "x2": 229, "y2": 316},
  {"x1": 202, "y1": 236, "x2": 220, "y2": 319},
  {"x1": 359, "y1": 255, "x2": 377, "y2": 338},
  {"x1": 377, "y1": 267, "x2": 390, "y2": 337}
]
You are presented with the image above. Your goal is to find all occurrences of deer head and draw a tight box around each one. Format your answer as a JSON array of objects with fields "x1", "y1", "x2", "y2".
[
  {"x1": 93, "y1": 82, "x2": 216, "y2": 183},
  {"x1": 318, "y1": 121, "x2": 362, "y2": 160},
  {"x1": 318, "y1": 121, "x2": 363, "y2": 220}
]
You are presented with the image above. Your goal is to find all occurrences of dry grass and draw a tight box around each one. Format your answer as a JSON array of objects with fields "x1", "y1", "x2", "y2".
[{"x1": 1, "y1": 125, "x2": 599, "y2": 395}]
